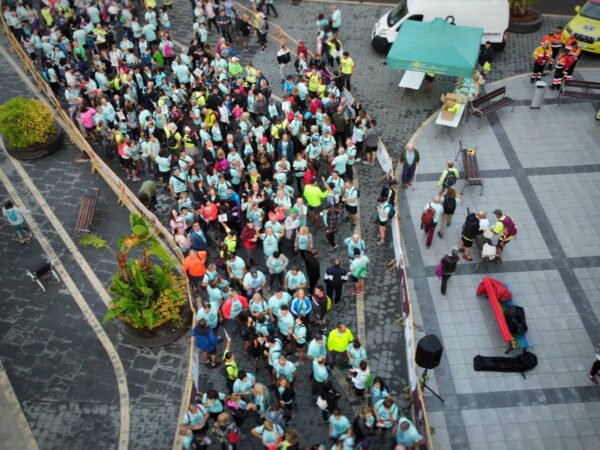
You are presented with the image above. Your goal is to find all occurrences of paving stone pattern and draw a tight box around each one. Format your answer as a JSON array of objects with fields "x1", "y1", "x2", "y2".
[{"x1": 0, "y1": 33, "x2": 188, "y2": 450}]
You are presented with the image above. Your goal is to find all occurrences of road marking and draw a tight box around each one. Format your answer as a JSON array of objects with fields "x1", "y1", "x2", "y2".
[
  {"x1": 0, "y1": 360, "x2": 40, "y2": 450},
  {"x1": 0, "y1": 45, "x2": 112, "y2": 308},
  {"x1": 0, "y1": 162, "x2": 130, "y2": 450}
]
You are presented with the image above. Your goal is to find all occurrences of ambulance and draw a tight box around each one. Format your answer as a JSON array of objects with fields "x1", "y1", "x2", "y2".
[{"x1": 563, "y1": 1, "x2": 600, "y2": 54}]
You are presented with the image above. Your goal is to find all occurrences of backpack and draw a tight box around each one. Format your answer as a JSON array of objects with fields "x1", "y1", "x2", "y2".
[
  {"x1": 504, "y1": 304, "x2": 528, "y2": 334},
  {"x1": 462, "y1": 213, "x2": 480, "y2": 237},
  {"x1": 502, "y1": 215, "x2": 518, "y2": 238},
  {"x1": 385, "y1": 203, "x2": 395, "y2": 220},
  {"x1": 443, "y1": 196, "x2": 456, "y2": 214},
  {"x1": 444, "y1": 170, "x2": 457, "y2": 187},
  {"x1": 421, "y1": 203, "x2": 435, "y2": 226},
  {"x1": 5, "y1": 208, "x2": 19, "y2": 223},
  {"x1": 164, "y1": 43, "x2": 173, "y2": 58},
  {"x1": 167, "y1": 133, "x2": 178, "y2": 148},
  {"x1": 265, "y1": 321, "x2": 276, "y2": 336}
]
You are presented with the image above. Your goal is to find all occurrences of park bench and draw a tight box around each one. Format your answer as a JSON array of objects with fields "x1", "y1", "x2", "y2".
[
  {"x1": 477, "y1": 277, "x2": 529, "y2": 354},
  {"x1": 558, "y1": 79, "x2": 600, "y2": 106},
  {"x1": 455, "y1": 141, "x2": 483, "y2": 195},
  {"x1": 467, "y1": 86, "x2": 514, "y2": 128},
  {"x1": 75, "y1": 188, "x2": 100, "y2": 235}
]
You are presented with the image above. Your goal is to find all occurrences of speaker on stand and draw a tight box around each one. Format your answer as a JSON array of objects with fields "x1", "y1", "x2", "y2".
[{"x1": 414, "y1": 335, "x2": 445, "y2": 403}]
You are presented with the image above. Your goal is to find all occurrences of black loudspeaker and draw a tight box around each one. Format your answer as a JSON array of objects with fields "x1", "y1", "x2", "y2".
[{"x1": 415, "y1": 335, "x2": 443, "y2": 369}]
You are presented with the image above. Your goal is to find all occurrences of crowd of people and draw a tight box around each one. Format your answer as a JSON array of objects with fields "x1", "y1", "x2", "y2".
[{"x1": 1, "y1": 0, "x2": 425, "y2": 449}]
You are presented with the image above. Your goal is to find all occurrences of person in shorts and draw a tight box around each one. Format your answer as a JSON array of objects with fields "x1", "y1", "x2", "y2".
[{"x1": 362, "y1": 119, "x2": 382, "y2": 168}]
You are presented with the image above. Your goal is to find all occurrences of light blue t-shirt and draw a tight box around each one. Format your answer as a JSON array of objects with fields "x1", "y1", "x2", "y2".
[
  {"x1": 277, "y1": 312, "x2": 294, "y2": 336},
  {"x1": 195, "y1": 304, "x2": 219, "y2": 329},
  {"x1": 329, "y1": 415, "x2": 351, "y2": 438},
  {"x1": 262, "y1": 234, "x2": 279, "y2": 257},
  {"x1": 227, "y1": 256, "x2": 246, "y2": 279},
  {"x1": 307, "y1": 338, "x2": 327, "y2": 360},
  {"x1": 274, "y1": 360, "x2": 296, "y2": 382},
  {"x1": 252, "y1": 423, "x2": 283, "y2": 445},
  {"x1": 285, "y1": 271, "x2": 307, "y2": 290},
  {"x1": 268, "y1": 293, "x2": 291, "y2": 317},
  {"x1": 202, "y1": 392, "x2": 225, "y2": 414},
  {"x1": 312, "y1": 360, "x2": 329, "y2": 382}
]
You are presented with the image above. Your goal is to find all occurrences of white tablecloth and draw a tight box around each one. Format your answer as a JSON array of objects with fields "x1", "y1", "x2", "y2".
[{"x1": 398, "y1": 71, "x2": 425, "y2": 90}]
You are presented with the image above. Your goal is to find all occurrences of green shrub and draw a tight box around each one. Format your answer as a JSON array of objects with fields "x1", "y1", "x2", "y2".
[{"x1": 0, "y1": 97, "x2": 57, "y2": 149}]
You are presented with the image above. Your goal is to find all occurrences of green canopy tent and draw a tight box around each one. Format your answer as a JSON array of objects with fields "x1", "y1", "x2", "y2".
[{"x1": 386, "y1": 18, "x2": 483, "y2": 78}]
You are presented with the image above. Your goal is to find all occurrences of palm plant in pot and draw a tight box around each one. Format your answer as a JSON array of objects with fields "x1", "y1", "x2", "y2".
[
  {"x1": 0, "y1": 97, "x2": 63, "y2": 160},
  {"x1": 81, "y1": 214, "x2": 191, "y2": 347}
]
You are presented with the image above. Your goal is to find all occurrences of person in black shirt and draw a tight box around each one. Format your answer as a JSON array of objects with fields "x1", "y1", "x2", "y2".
[
  {"x1": 324, "y1": 259, "x2": 348, "y2": 306},
  {"x1": 439, "y1": 247, "x2": 459, "y2": 295}
]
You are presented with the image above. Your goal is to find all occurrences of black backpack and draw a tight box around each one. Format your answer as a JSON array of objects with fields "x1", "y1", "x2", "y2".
[
  {"x1": 443, "y1": 196, "x2": 456, "y2": 214},
  {"x1": 504, "y1": 305, "x2": 528, "y2": 334},
  {"x1": 444, "y1": 170, "x2": 457, "y2": 187}
]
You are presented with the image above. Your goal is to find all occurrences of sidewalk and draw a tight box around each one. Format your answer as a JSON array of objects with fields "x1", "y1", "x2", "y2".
[
  {"x1": 0, "y1": 361, "x2": 38, "y2": 450},
  {"x1": 404, "y1": 70, "x2": 600, "y2": 450}
]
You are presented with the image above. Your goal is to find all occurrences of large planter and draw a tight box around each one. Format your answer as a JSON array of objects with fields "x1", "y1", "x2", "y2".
[
  {"x1": 116, "y1": 303, "x2": 193, "y2": 348},
  {"x1": 4, "y1": 125, "x2": 64, "y2": 160},
  {"x1": 508, "y1": 9, "x2": 543, "y2": 34}
]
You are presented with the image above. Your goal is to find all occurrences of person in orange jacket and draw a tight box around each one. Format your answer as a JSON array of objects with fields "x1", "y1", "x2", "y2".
[
  {"x1": 564, "y1": 35, "x2": 582, "y2": 81},
  {"x1": 182, "y1": 249, "x2": 207, "y2": 297},
  {"x1": 551, "y1": 49, "x2": 575, "y2": 90},
  {"x1": 549, "y1": 26, "x2": 563, "y2": 70},
  {"x1": 531, "y1": 41, "x2": 552, "y2": 83}
]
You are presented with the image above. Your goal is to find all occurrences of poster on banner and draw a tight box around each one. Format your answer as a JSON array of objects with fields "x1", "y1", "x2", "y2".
[
  {"x1": 341, "y1": 87, "x2": 355, "y2": 106},
  {"x1": 376, "y1": 140, "x2": 393, "y2": 176},
  {"x1": 192, "y1": 343, "x2": 200, "y2": 390},
  {"x1": 391, "y1": 218, "x2": 403, "y2": 268},
  {"x1": 405, "y1": 316, "x2": 418, "y2": 390}
]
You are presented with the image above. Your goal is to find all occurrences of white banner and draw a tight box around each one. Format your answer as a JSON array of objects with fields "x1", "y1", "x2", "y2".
[
  {"x1": 391, "y1": 217, "x2": 403, "y2": 268},
  {"x1": 376, "y1": 140, "x2": 393, "y2": 176},
  {"x1": 405, "y1": 317, "x2": 418, "y2": 391}
]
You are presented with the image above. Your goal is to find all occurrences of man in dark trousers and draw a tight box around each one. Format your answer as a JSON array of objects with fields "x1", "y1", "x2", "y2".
[
  {"x1": 439, "y1": 247, "x2": 459, "y2": 296},
  {"x1": 304, "y1": 248, "x2": 321, "y2": 294},
  {"x1": 324, "y1": 258, "x2": 349, "y2": 306}
]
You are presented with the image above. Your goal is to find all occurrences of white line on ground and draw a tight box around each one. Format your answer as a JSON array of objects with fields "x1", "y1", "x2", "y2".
[{"x1": 0, "y1": 160, "x2": 131, "y2": 450}]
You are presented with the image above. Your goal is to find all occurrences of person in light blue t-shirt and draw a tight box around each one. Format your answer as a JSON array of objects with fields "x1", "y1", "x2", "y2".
[{"x1": 328, "y1": 409, "x2": 351, "y2": 440}]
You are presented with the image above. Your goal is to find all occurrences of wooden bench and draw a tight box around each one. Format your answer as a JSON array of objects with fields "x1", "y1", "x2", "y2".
[
  {"x1": 477, "y1": 277, "x2": 529, "y2": 354},
  {"x1": 467, "y1": 86, "x2": 514, "y2": 128},
  {"x1": 455, "y1": 140, "x2": 483, "y2": 195},
  {"x1": 75, "y1": 188, "x2": 100, "y2": 235},
  {"x1": 558, "y1": 79, "x2": 600, "y2": 106}
]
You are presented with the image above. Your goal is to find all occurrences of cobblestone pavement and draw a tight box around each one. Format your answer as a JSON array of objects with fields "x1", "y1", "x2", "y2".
[{"x1": 2, "y1": 2, "x2": 600, "y2": 449}]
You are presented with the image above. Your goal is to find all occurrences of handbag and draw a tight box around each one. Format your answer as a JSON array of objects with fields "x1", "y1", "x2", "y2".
[
  {"x1": 435, "y1": 262, "x2": 443, "y2": 278},
  {"x1": 228, "y1": 430, "x2": 241, "y2": 444},
  {"x1": 316, "y1": 396, "x2": 328, "y2": 410}
]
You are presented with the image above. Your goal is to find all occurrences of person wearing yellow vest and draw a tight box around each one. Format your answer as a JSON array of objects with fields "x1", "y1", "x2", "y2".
[
  {"x1": 531, "y1": 41, "x2": 552, "y2": 83},
  {"x1": 303, "y1": 177, "x2": 330, "y2": 227},
  {"x1": 246, "y1": 63, "x2": 258, "y2": 86},
  {"x1": 327, "y1": 323, "x2": 354, "y2": 367},
  {"x1": 165, "y1": 122, "x2": 182, "y2": 152},
  {"x1": 307, "y1": 69, "x2": 321, "y2": 94},
  {"x1": 222, "y1": 337, "x2": 238, "y2": 392},
  {"x1": 339, "y1": 51, "x2": 355, "y2": 90}
]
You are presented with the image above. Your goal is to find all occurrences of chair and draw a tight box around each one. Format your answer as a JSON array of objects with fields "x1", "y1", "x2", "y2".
[{"x1": 25, "y1": 256, "x2": 61, "y2": 292}]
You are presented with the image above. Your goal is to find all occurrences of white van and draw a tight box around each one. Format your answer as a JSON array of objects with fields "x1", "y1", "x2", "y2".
[{"x1": 371, "y1": 0, "x2": 509, "y2": 54}]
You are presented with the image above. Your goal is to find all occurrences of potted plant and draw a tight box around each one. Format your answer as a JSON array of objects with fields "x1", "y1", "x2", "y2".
[
  {"x1": 508, "y1": 0, "x2": 543, "y2": 34},
  {"x1": 81, "y1": 214, "x2": 191, "y2": 347},
  {"x1": 0, "y1": 97, "x2": 64, "y2": 160}
]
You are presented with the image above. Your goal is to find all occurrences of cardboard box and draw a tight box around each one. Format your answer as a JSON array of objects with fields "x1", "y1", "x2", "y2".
[{"x1": 440, "y1": 109, "x2": 455, "y2": 121}]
